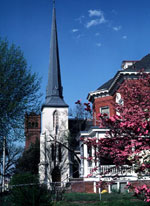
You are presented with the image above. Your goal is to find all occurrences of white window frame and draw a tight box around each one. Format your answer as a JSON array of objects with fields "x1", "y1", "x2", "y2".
[{"x1": 100, "y1": 106, "x2": 110, "y2": 117}]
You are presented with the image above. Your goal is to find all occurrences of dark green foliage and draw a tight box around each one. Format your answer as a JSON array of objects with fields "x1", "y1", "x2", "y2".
[
  {"x1": 9, "y1": 173, "x2": 52, "y2": 206},
  {"x1": 0, "y1": 38, "x2": 41, "y2": 140},
  {"x1": 15, "y1": 139, "x2": 40, "y2": 174}
]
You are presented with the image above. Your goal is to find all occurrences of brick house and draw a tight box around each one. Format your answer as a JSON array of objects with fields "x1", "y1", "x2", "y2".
[{"x1": 79, "y1": 54, "x2": 150, "y2": 192}]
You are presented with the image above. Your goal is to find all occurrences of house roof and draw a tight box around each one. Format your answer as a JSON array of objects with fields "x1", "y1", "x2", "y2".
[
  {"x1": 88, "y1": 54, "x2": 150, "y2": 102},
  {"x1": 96, "y1": 78, "x2": 114, "y2": 91},
  {"x1": 123, "y1": 54, "x2": 150, "y2": 72}
]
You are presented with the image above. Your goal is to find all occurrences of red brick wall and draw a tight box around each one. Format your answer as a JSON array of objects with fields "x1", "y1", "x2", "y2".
[
  {"x1": 25, "y1": 114, "x2": 41, "y2": 150},
  {"x1": 93, "y1": 95, "x2": 115, "y2": 126},
  {"x1": 70, "y1": 181, "x2": 94, "y2": 193},
  {"x1": 85, "y1": 182, "x2": 95, "y2": 193},
  {"x1": 69, "y1": 180, "x2": 150, "y2": 194}
]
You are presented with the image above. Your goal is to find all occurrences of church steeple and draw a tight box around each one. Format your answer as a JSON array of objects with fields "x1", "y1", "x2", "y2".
[
  {"x1": 39, "y1": 1, "x2": 69, "y2": 186},
  {"x1": 44, "y1": 4, "x2": 68, "y2": 108}
]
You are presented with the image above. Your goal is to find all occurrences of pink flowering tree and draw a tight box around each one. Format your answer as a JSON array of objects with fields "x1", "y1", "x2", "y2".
[
  {"x1": 97, "y1": 72, "x2": 150, "y2": 169},
  {"x1": 83, "y1": 72, "x2": 150, "y2": 200}
]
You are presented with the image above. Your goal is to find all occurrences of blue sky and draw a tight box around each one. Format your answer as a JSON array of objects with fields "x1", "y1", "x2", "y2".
[{"x1": 1, "y1": 0, "x2": 150, "y2": 109}]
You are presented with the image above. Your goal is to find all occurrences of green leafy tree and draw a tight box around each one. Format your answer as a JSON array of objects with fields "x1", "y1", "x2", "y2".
[
  {"x1": 0, "y1": 38, "x2": 41, "y2": 141},
  {"x1": 15, "y1": 140, "x2": 40, "y2": 175}
]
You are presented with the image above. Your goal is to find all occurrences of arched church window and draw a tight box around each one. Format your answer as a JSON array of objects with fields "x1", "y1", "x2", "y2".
[
  {"x1": 32, "y1": 122, "x2": 35, "y2": 128},
  {"x1": 28, "y1": 122, "x2": 31, "y2": 128},
  {"x1": 58, "y1": 143, "x2": 62, "y2": 162},
  {"x1": 53, "y1": 110, "x2": 59, "y2": 132},
  {"x1": 51, "y1": 144, "x2": 55, "y2": 161},
  {"x1": 35, "y1": 122, "x2": 38, "y2": 128}
]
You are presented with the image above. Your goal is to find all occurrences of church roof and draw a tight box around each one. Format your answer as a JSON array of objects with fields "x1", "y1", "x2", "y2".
[{"x1": 43, "y1": 6, "x2": 68, "y2": 108}]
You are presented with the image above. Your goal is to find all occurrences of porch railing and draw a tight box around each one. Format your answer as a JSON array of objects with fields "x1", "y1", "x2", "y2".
[{"x1": 87, "y1": 165, "x2": 135, "y2": 177}]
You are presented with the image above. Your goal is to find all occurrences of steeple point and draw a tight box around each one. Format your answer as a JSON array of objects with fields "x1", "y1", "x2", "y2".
[
  {"x1": 43, "y1": 1, "x2": 68, "y2": 109},
  {"x1": 53, "y1": 0, "x2": 55, "y2": 8}
]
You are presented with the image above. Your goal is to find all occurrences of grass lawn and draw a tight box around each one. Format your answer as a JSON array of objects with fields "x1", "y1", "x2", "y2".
[
  {"x1": 53, "y1": 192, "x2": 149, "y2": 206},
  {"x1": 1, "y1": 192, "x2": 149, "y2": 206}
]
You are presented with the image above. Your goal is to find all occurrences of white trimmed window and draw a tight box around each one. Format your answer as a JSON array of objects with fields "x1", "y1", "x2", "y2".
[{"x1": 100, "y1": 106, "x2": 110, "y2": 117}]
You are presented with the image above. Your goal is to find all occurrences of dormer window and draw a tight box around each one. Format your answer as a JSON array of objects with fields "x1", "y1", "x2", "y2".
[{"x1": 121, "y1": 60, "x2": 138, "y2": 70}]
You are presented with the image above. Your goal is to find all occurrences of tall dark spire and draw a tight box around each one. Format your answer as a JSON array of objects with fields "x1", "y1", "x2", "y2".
[
  {"x1": 44, "y1": 5, "x2": 68, "y2": 108},
  {"x1": 53, "y1": 0, "x2": 55, "y2": 8}
]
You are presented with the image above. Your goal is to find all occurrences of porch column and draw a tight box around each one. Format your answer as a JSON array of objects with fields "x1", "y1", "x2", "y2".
[
  {"x1": 84, "y1": 143, "x2": 88, "y2": 177},
  {"x1": 80, "y1": 143, "x2": 84, "y2": 177},
  {"x1": 117, "y1": 182, "x2": 120, "y2": 192}
]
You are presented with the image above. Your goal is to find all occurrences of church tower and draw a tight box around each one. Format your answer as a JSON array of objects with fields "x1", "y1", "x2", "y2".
[{"x1": 39, "y1": 3, "x2": 69, "y2": 185}]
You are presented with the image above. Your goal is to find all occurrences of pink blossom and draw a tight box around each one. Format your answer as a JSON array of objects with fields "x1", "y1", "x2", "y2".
[
  {"x1": 87, "y1": 174, "x2": 92, "y2": 177},
  {"x1": 141, "y1": 184, "x2": 147, "y2": 190},
  {"x1": 109, "y1": 116, "x2": 116, "y2": 122},
  {"x1": 97, "y1": 113, "x2": 102, "y2": 118},
  {"x1": 135, "y1": 187, "x2": 140, "y2": 194},
  {"x1": 137, "y1": 128, "x2": 140, "y2": 132},
  {"x1": 145, "y1": 130, "x2": 149, "y2": 134}
]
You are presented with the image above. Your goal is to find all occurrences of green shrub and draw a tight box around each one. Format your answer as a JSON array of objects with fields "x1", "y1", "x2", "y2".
[{"x1": 9, "y1": 173, "x2": 52, "y2": 206}]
